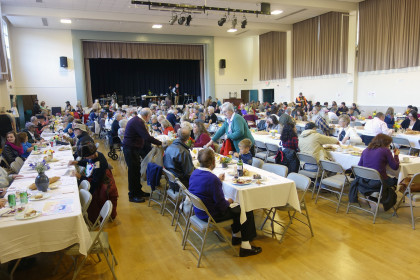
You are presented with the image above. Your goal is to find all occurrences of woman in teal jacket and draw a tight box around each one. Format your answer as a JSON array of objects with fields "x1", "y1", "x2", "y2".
[{"x1": 205, "y1": 102, "x2": 255, "y2": 153}]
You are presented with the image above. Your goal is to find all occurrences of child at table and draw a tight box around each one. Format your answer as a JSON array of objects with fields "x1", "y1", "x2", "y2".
[
  {"x1": 231, "y1": 138, "x2": 253, "y2": 165},
  {"x1": 17, "y1": 132, "x2": 34, "y2": 159}
]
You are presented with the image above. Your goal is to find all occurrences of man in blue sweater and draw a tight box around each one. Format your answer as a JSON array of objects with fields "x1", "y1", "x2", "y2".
[{"x1": 188, "y1": 148, "x2": 261, "y2": 257}]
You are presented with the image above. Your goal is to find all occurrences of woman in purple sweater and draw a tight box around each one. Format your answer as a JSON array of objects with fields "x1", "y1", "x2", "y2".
[{"x1": 358, "y1": 133, "x2": 400, "y2": 187}]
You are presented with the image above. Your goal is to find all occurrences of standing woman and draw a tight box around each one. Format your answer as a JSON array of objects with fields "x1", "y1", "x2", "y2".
[
  {"x1": 1, "y1": 131, "x2": 23, "y2": 165},
  {"x1": 384, "y1": 107, "x2": 395, "y2": 129}
]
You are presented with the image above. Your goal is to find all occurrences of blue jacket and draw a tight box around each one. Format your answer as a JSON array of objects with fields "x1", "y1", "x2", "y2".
[
  {"x1": 166, "y1": 113, "x2": 177, "y2": 128},
  {"x1": 147, "y1": 162, "x2": 163, "y2": 191},
  {"x1": 212, "y1": 113, "x2": 255, "y2": 152},
  {"x1": 22, "y1": 142, "x2": 32, "y2": 159},
  {"x1": 384, "y1": 115, "x2": 395, "y2": 129}
]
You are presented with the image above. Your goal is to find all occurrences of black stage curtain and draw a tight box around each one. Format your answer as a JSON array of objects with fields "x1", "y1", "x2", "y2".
[{"x1": 89, "y1": 58, "x2": 201, "y2": 102}]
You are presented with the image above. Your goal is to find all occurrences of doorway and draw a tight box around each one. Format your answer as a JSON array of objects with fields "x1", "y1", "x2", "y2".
[
  {"x1": 15, "y1": 95, "x2": 37, "y2": 126},
  {"x1": 262, "y1": 89, "x2": 274, "y2": 104}
]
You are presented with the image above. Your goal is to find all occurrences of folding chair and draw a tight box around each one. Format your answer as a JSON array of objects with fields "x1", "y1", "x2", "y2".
[
  {"x1": 393, "y1": 173, "x2": 420, "y2": 229},
  {"x1": 296, "y1": 153, "x2": 322, "y2": 199},
  {"x1": 254, "y1": 140, "x2": 268, "y2": 161},
  {"x1": 10, "y1": 161, "x2": 22, "y2": 174},
  {"x1": 162, "y1": 168, "x2": 182, "y2": 225},
  {"x1": 0, "y1": 155, "x2": 10, "y2": 169},
  {"x1": 79, "y1": 180, "x2": 91, "y2": 191},
  {"x1": 260, "y1": 173, "x2": 314, "y2": 242},
  {"x1": 392, "y1": 136, "x2": 413, "y2": 155},
  {"x1": 316, "y1": 160, "x2": 353, "y2": 212},
  {"x1": 147, "y1": 165, "x2": 166, "y2": 213},
  {"x1": 346, "y1": 166, "x2": 385, "y2": 224},
  {"x1": 182, "y1": 189, "x2": 238, "y2": 267},
  {"x1": 59, "y1": 201, "x2": 118, "y2": 280},
  {"x1": 251, "y1": 157, "x2": 264, "y2": 169},
  {"x1": 262, "y1": 163, "x2": 288, "y2": 177},
  {"x1": 265, "y1": 143, "x2": 279, "y2": 163},
  {"x1": 79, "y1": 189, "x2": 93, "y2": 229},
  {"x1": 174, "y1": 179, "x2": 193, "y2": 246}
]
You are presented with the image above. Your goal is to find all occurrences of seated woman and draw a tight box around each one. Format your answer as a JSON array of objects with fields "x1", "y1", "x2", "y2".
[
  {"x1": 188, "y1": 148, "x2": 261, "y2": 257},
  {"x1": 161, "y1": 119, "x2": 174, "y2": 135},
  {"x1": 243, "y1": 110, "x2": 258, "y2": 128},
  {"x1": 118, "y1": 118, "x2": 128, "y2": 141},
  {"x1": 295, "y1": 108, "x2": 307, "y2": 122},
  {"x1": 358, "y1": 134, "x2": 399, "y2": 188},
  {"x1": 17, "y1": 132, "x2": 34, "y2": 159},
  {"x1": 337, "y1": 115, "x2": 363, "y2": 145},
  {"x1": 265, "y1": 115, "x2": 280, "y2": 132},
  {"x1": 1, "y1": 131, "x2": 23, "y2": 166},
  {"x1": 193, "y1": 121, "x2": 213, "y2": 149},
  {"x1": 401, "y1": 110, "x2": 420, "y2": 131},
  {"x1": 384, "y1": 107, "x2": 395, "y2": 129},
  {"x1": 280, "y1": 124, "x2": 299, "y2": 152},
  {"x1": 63, "y1": 116, "x2": 74, "y2": 133}
]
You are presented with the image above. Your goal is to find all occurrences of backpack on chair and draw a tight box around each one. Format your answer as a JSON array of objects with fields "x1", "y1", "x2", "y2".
[{"x1": 274, "y1": 147, "x2": 300, "y2": 173}]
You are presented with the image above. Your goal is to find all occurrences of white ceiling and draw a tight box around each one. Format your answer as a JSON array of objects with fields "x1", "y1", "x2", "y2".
[{"x1": 1, "y1": 0, "x2": 363, "y2": 37}]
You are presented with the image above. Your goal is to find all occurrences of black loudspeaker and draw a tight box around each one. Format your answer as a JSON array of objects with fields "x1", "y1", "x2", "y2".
[
  {"x1": 261, "y1": 2, "x2": 271, "y2": 14},
  {"x1": 219, "y1": 59, "x2": 226, "y2": 69},
  {"x1": 60, "y1": 56, "x2": 68, "y2": 68}
]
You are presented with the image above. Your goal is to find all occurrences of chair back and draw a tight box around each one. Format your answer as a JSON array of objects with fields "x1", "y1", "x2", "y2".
[
  {"x1": 79, "y1": 189, "x2": 92, "y2": 213},
  {"x1": 163, "y1": 168, "x2": 177, "y2": 184},
  {"x1": 392, "y1": 137, "x2": 411, "y2": 147},
  {"x1": 255, "y1": 140, "x2": 267, "y2": 151},
  {"x1": 15, "y1": 157, "x2": 24, "y2": 167},
  {"x1": 0, "y1": 155, "x2": 9, "y2": 168},
  {"x1": 266, "y1": 143, "x2": 279, "y2": 153},
  {"x1": 297, "y1": 152, "x2": 318, "y2": 166},
  {"x1": 98, "y1": 200, "x2": 113, "y2": 229},
  {"x1": 175, "y1": 179, "x2": 187, "y2": 192},
  {"x1": 184, "y1": 189, "x2": 209, "y2": 214},
  {"x1": 252, "y1": 157, "x2": 264, "y2": 169},
  {"x1": 320, "y1": 160, "x2": 344, "y2": 174},
  {"x1": 262, "y1": 163, "x2": 288, "y2": 177},
  {"x1": 79, "y1": 180, "x2": 91, "y2": 191},
  {"x1": 10, "y1": 161, "x2": 21, "y2": 173},
  {"x1": 351, "y1": 166, "x2": 382, "y2": 181},
  {"x1": 287, "y1": 172, "x2": 311, "y2": 202},
  {"x1": 408, "y1": 173, "x2": 420, "y2": 192}
]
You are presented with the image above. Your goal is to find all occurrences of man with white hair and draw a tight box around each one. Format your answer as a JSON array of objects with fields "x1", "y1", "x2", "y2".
[
  {"x1": 123, "y1": 108, "x2": 162, "y2": 203},
  {"x1": 163, "y1": 127, "x2": 194, "y2": 191},
  {"x1": 278, "y1": 107, "x2": 295, "y2": 127}
]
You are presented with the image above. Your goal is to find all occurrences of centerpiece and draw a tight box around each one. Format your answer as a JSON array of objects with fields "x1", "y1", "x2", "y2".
[
  {"x1": 186, "y1": 137, "x2": 195, "y2": 149},
  {"x1": 29, "y1": 160, "x2": 50, "y2": 192},
  {"x1": 220, "y1": 156, "x2": 232, "y2": 168}
]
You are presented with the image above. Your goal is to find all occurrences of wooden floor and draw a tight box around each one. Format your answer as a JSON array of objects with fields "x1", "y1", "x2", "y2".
[{"x1": 7, "y1": 139, "x2": 420, "y2": 280}]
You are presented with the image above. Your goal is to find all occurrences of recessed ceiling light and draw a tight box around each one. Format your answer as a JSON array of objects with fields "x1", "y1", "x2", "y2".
[
  {"x1": 60, "y1": 19, "x2": 72, "y2": 24},
  {"x1": 152, "y1": 24, "x2": 162, "y2": 29},
  {"x1": 271, "y1": 10, "x2": 283, "y2": 15},
  {"x1": 227, "y1": 28, "x2": 237, "y2": 33}
]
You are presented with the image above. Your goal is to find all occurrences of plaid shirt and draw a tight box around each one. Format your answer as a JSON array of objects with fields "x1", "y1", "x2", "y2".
[
  {"x1": 315, "y1": 116, "x2": 331, "y2": 136},
  {"x1": 281, "y1": 137, "x2": 299, "y2": 152}
]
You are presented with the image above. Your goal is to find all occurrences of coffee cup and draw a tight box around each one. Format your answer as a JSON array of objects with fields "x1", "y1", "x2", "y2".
[{"x1": 402, "y1": 157, "x2": 410, "y2": 163}]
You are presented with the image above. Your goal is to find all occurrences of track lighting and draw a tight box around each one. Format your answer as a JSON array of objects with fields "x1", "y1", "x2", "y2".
[
  {"x1": 178, "y1": 16, "x2": 186, "y2": 25},
  {"x1": 241, "y1": 16, "x2": 247, "y2": 29},
  {"x1": 231, "y1": 16, "x2": 237, "y2": 29},
  {"x1": 169, "y1": 14, "x2": 177, "y2": 25},
  {"x1": 218, "y1": 15, "x2": 227, "y2": 26},
  {"x1": 185, "y1": 15, "x2": 192, "y2": 26}
]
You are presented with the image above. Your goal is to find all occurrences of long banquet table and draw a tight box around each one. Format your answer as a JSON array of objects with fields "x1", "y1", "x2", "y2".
[{"x1": 0, "y1": 143, "x2": 91, "y2": 263}]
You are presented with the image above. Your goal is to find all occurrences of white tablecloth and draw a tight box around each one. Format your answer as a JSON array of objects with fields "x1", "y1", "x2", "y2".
[
  {"x1": 252, "y1": 132, "x2": 281, "y2": 147},
  {"x1": 0, "y1": 146, "x2": 91, "y2": 263},
  {"x1": 356, "y1": 129, "x2": 420, "y2": 149}
]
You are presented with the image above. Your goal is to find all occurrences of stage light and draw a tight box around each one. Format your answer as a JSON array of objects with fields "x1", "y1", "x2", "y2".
[
  {"x1": 178, "y1": 16, "x2": 186, "y2": 25},
  {"x1": 231, "y1": 16, "x2": 237, "y2": 29},
  {"x1": 241, "y1": 16, "x2": 247, "y2": 28},
  {"x1": 218, "y1": 15, "x2": 227, "y2": 26},
  {"x1": 169, "y1": 14, "x2": 177, "y2": 25},
  {"x1": 185, "y1": 15, "x2": 192, "y2": 26}
]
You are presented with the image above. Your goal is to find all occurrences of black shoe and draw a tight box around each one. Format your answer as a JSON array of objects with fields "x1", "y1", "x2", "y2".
[
  {"x1": 129, "y1": 196, "x2": 145, "y2": 203},
  {"x1": 139, "y1": 191, "x2": 150, "y2": 198},
  {"x1": 239, "y1": 246, "x2": 262, "y2": 257},
  {"x1": 232, "y1": 237, "x2": 241, "y2": 246}
]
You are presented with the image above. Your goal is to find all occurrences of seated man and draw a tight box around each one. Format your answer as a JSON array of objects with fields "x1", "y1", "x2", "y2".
[
  {"x1": 163, "y1": 127, "x2": 194, "y2": 191},
  {"x1": 364, "y1": 112, "x2": 393, "y2": 136},
  {"x1": 189, "y1": 148, "x2": 261, "y2": 257}
]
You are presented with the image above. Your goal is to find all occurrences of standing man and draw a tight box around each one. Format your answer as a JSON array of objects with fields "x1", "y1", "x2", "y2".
[
  {"x1": 32, "y1": 99, "x2": 41, "y2": 116},
  {"x1": 123, "y1": 108, "x2": 162, "y2": 203},
  {"x1": 296, "y1": 92, "x2": 307, "y2": 108},
  {"x1": 172, "y1": 83, "x2": 180, "y2": 105}
]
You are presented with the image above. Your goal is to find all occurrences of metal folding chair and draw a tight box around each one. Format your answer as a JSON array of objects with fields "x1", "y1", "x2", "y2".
[
  {"x1": 260, "y1": 173, "x2": 314, "y2": 242},
  {"x1": 254, "y1": 140, "x2": 268, "y2": 161},
  {"x1": 147, "y1": 164, "x2": 166, "y2": 213},
  {"x1": 296, "y1": 152, "x2": 322, "y2": 199},
  {"x1": 79, "y1": 189, "x2": 93, "y2": 229},
  {"x1": 251, "y1": 157, "x2": 264, "y2": 169},
  {"x1": 346, "y1": 166, "x2": 385, "y2": 224},
  {"x1": 316, "y1": 160, "x2": 353, "y2": 212},
  {"x1": 393, "y1": 173, "x2": 420, "y2": 229},
  {"x1": 174, "y1": 179, "x2": 193, "y2": 246},
  {"x1": 182, "y1": 189, "x2": 238, "y2": 267},
  {"x1": 392, "y1": 136, "x2": 413, "y2": 155},
  {"x1": 262, "y1": 163, "x2": 288, "y2": 177},
  {"x1": 162, "y1": 168, "x2": 182, "y2": 225},
  {"x1": 265, "y1": 143, "x2": 279, "y2": 163},
  {"x1": 79, "y1": 180, "x2": 91, "y2": 191}
]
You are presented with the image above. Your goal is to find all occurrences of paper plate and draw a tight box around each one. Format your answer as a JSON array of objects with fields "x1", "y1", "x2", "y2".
[
  {"x1": 29, "y1": 193, "x2": 51, "y2": 201},
  {"x1": 15, "y1": 211, "x2": 42, "y2": 220}
]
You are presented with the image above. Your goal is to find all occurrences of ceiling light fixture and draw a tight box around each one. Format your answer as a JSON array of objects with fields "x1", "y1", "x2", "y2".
[
  {"x1": 231, "y1": 16, "x2": 237, "y2": 29},
  {"x1": 169, "y1": 14, "x2": 178, "y2": 25},
  {"x1": 227, "y1": 28, "x2": 237, "y2": 33},
  {"x1": 271, "y1": 10, "x2": 283, "y2": 15},
  {"x1": 218, "y1": 15, "x2": 227, "y2": 26},
  {"x1": 185, "y1": 15, "x2": 192, "y2": 26},
  {"x1": 60, "y1": 19, "x2": 72, "y2": 24},
  {"x1": 152, "y1": 24, "x2": 162, "y2": 29},
  {"x1": 178, "y1": 16, "x2": 186, "y2": 25},
  {"x1": 241, "y1": 16, "x2": 247, "y2": 29}
]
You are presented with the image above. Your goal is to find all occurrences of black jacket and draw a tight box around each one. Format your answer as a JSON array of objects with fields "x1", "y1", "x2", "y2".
[
  {"x1": 401, "y1": 119, "x2": 420, "y2": 131},
  {"x1": 275, "y1": 147, "x2": 300, "y2": 173},
  {"x1": 1, "y1": 144, "x2": 21, "y2": 165},
  {"x1": 163, "y1": 139, "x2": 194, "y2": 191},
  {"x1": 24, "y1": 129, "x2": 41, "y2": 144},
  {"x1": 78, "y1": 152, "x2": 108, "y2": 194},
  {"x1": 32, "y1": 103, "x2": 41, "y2": 116},
  {"x1": 349, "y1": 176, "x2": 397, "y2": 211}
]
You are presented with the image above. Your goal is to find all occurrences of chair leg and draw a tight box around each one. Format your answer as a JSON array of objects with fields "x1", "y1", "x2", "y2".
[
  {"x1": 311, "y1": 176, "x2": 320, "y2": 199},
  {"x1": 409, "y1": 195, "x2": 415, "y2": 230},
  {"x1": 260, "y1": 208, "x2": 273, "y2": 230},
  {"x1": 197, "y1": 225, "x2": 210, "y2": 267},
  {"x1": 72, "y1": 256, "x2": 88, "y2": 280},
  {"x1": 9, "y1": 258, "x2": 22, "y2": 280},
  {"x1": 108, "y1": 244, "x2": 118, "y2": 266},
  {"x1": 303, "y1": 202, "x2": 314, "y2": 237},
  {"x1": 336, "y1": 187, "x2": 345, "y2": 213},
  {"x1": 53, "y1": 252, "x2": 64, "y2": 275},
  {"x1": 102, "y1": 249, "x2": 118, "y2": 280}
]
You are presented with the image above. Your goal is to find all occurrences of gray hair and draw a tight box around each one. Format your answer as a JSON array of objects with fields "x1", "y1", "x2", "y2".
[
  {"x1": 161, "y1": 119, "x2": 172, "y2": 128},
  {"x1": 168, "y1": 109, "x2": 174, "y2": 114},
  {"x1": 285, "y1": 108, "x2": 292, "y2": 114},
  {"x1": 178, "y1": 127, "x2": 191, "y2": 142},
  {"x1": 140, "y1": 108, "x2": 152, "y2": 118},
  {"x1": 221, "y1": 102, "x2": 234, "y2": 113},
  {"x1": 208, "y1": 106, "x2": 214, "y2": 113},
  {"x1": 114, "y1": 113, "x2": 122, "y2": 120},
  {"x1": 30, "y1": 116, "x2": 37, "y2": 122},
  {"x1": 157, "y1": 115, "x2": 166, "y2": 123},
  {"x1": 119, "y1": 118, "x2": 128, "y2": 128},
  {"x1": 180, "y1": 121, "x2": 192, "y2": 131},
  {"x1": 339, "y1": 114, "x2": 351, "y2": 125}
]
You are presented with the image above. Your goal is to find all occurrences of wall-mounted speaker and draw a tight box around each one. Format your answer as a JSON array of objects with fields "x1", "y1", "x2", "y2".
[
  {"x1": 60, "y1": 56, "x2": 68, "y2": 68},
  {"x1": 219, "y1": 59, "x2": 226, "y2": 69},
  {"x1": 261, "y1": 2, "x2": 271, "y2": 14}
]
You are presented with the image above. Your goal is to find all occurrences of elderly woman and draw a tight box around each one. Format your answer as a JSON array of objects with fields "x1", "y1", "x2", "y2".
[
  {"x1": 118, "y1": 118, "x2": 128, "y2": 140},
  {"x1": 337, "y1": 114, "x2": 363, "y2": 145},
  {"x1": 207, "y1": 106, "x2": 218, "y2": 124},
  {"x1": 161, "y1": 119, "x2": 174, "y2": 135},
  {"x1": 401, "y1": 110, "x2": 420, "y2": 131},
  {"x1": 193, "y1": 120, "x2": 213, "y2": 149},
  {"x1": 205, "y1": 102, "x2": 255, "y2": 154}
]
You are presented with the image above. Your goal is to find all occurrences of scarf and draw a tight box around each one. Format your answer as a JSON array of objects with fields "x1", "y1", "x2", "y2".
[{"x1": 6, "y1": 141, "x2": 23, "y2": 155}]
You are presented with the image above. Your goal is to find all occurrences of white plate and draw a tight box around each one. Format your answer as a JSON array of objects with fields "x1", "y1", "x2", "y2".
[
  {"x1": 15, "y1": 211, "x2": 42, "y2": 220},
  {"x1": 0, "y1": 207, "x2": 19, "y2": 217},
  {"x1": 231, "y1": 177, "x2": 254, "y2": 185},
  {"x1": 29, "y1": 193, "x2": 51, "y2": 201},
  {"x1": 49, "y1": 181, "x2": 62, "y2": 190}
]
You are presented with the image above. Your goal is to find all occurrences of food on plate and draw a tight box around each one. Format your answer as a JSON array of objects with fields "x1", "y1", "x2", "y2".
[
  {"x1": 232, "y1": 178, "x2": 253, "y2": 184},
  {"x1": 256, "y1": 180, "x2": 263, "y2": 185},
  {"x1": 253, "y1": 174, "x2": 262, "y2": 179},
  {"x1": 24, "y1": 210, "x2": 37, "y2": 218},
  {"x1": 405, "y1": 130, "x2": 420, "y2": 135},
  {"x1": 58, "y1": 146, "x2": 71, "y2": 151},
  {"x1": 29, "y1": 183, "x2": 37, "y2": 190},
  {"x1": 34, "y1": 193, "x2": 43, "y2": 199}
]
